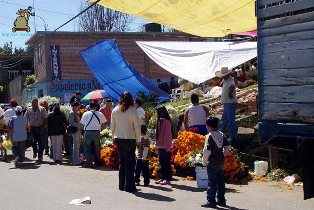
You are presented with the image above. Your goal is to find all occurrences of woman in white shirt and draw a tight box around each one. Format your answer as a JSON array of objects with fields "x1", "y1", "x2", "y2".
[{"x1": 111, "y1": 92, "x2": 141, "y2": 193}]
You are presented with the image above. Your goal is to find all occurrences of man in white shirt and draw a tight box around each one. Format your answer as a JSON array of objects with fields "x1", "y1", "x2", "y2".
[
  {"x1": 134, "y1": 99, "x2": 145, "y2": 125},
  {"x1": 80, "y1": 102, "x2": 106, "y2": 168},
  {"x1": 215, "y1": 67, "x2": 237, "y2": 142},
  {"x1": 1, "y1": 99, "x2": 18, "y2": 125}
]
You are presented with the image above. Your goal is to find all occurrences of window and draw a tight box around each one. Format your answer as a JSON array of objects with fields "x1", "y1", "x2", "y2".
[
  {"x1": 8, "y1": 70, "x2": 19, "y2": 80},
  {"x1": 34, "y1": 44, "x2": 42, "y2": 64},
  {"x1": 37, "y1": 89, "x2": 44, "y2": 98}
]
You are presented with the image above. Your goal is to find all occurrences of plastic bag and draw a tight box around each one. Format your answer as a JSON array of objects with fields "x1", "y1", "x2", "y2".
[{"x1": 2, "y1": 140, "x2": 13, "y2": 151}]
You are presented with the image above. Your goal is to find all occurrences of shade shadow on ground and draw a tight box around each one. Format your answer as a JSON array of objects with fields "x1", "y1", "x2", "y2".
[
  {"x1": 134, "y1": 192, "x2": 175, "y2": 202},
  {"x1": 216, "y1": 205, "x2": 248, "y2": 210},
  {"x1": 9, "y1": 162, "x2": 40, "y2": 170},
  {"x1": 171, "y1": 183, "x2": 206, "y2": 192},
  {"x1": 226, "y1": 188, "x2": 240, "y2": 193},
  {"x1": 148, "y1": 184, "x2": 173, "y2": 192}
]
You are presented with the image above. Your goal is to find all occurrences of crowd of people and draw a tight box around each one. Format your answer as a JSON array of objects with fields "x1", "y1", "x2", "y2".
[{"x1": 0, "y1": 66, "x2": 238, "y2": 208}]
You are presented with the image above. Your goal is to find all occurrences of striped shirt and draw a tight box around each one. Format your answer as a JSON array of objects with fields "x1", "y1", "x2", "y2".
[{"x1": 136, "y1": 136, "x2": 151, "y2": 159}]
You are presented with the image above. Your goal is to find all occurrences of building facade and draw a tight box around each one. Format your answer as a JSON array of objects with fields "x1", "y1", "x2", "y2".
[{"x1": 26, "y1": 31, "x2": 205, "y2": 102}]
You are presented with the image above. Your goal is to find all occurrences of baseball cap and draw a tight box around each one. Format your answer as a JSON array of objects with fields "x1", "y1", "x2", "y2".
[{"x1": 16, "y1": 106, "x2": 23, "y2": 113}]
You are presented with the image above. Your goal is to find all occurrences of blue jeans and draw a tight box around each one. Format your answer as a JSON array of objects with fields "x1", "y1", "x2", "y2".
[
  {"x1": 220, "y1": 103, "x2": 237, "y2": 139},
  {"x1": 71, "y1": 132, "x2": 81, "y2": 165},
  {"x1": 207, "y1": 166, "x2": 226, "y2": 204},
  {"x1": 83, "y1": 131, "x2": 101, "y2": 166},
  {"x1": 42, "y1": 132, "x2": 49, "y2": 153},
  {"x1": 31, "y1": 127, "x2": 44, "y2": 159}
]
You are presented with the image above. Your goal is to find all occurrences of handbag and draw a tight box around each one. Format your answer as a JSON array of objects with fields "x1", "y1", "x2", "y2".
[{"x1": 67, "y1": 125, "x2": 77, "y2": 133}]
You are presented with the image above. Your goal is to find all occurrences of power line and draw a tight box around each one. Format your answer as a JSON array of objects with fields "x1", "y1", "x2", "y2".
[
  {"x1": 0, "y1": 15, "x2": 46, "y2": 27},
  {"x1": 49, "y1": 0, "x2": 101, "y2": 37},
  {"x1": 0, "y1": 0, "x2": 74, "y2": 16}
]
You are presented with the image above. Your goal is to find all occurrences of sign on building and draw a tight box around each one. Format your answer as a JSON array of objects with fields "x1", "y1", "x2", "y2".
[{"x1": 50, "y1": 45, "x2": 61, "y2": 81}]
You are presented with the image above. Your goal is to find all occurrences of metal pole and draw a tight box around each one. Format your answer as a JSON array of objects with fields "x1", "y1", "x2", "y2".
[
  {"x1": 33, "y1": 0, "x2": 36, "y2": 32},
  {"x1": 36, "y1": 15, "x2": 47, "y2": 31}
]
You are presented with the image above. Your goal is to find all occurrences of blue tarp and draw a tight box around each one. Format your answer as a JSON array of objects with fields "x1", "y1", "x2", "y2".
[{"x1": 80, "y1": 39, "x2": 171, "y2": 103}]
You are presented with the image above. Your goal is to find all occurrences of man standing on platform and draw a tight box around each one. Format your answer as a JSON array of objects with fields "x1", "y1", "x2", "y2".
[{"x1": 215, "y1": 67, "x2": 237, "y2": 142}]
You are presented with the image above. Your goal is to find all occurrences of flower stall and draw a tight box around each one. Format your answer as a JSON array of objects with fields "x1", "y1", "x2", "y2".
[
  {"x1": 99, "y1": 128, "x2": 119, "y2": 169},
  {"x1": 173, "y1": 131, "x2": 250, "y2": 184}
]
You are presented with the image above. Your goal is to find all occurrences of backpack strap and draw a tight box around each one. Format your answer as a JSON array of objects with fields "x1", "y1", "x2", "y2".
[
  {"x1": 84, "y1": 111, "x2": 100, "y2": 131},
  {"x1": 92, "y1": 111, "x2": 100, "y2": 124}
]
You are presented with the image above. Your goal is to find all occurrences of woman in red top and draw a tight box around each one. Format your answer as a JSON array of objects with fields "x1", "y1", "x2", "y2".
[
  {"x1": 155, "y1": 106, "x2": 173, "y2": 185},
  {"x1": 99, "y1": 99, "x2": 113, "y2": 125}
]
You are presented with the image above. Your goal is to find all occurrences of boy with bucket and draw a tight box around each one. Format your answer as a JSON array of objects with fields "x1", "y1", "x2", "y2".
[{"x1": 201, "y1": 117, "x2": 231, "y2": 208}]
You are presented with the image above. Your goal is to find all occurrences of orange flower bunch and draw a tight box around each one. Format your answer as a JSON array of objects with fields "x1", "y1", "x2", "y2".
[
  {"x1": 174, "y1": 131, "x2": 205, "y2": 167},
  {"x1": 149, "y1": 157, "x2": 160, "y2": 177},
  {"x1": 223, "y1": 150, "x2": 239, "y2": 181},
  {"x1": 78, "y1": 108, "x2": 87, "y2": 118},
  {"x1": 149, "y1": 156, "x2": 176, "y2": 177},
  {"x1": 100, "y1": 145, "x2": 119, "y2": 169}
]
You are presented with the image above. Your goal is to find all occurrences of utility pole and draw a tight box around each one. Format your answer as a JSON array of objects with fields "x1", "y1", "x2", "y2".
[{"x1": 33, "y1": 0, "x2": 36, "y2": 32}]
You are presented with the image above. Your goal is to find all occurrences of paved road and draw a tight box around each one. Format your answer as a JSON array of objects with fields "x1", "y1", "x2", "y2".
[{"x1": 1, "y1": 149, "x2": 313, "y2": 210}]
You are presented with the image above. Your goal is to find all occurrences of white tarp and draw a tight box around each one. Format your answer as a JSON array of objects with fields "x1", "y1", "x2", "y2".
[{"x1": 137, "y1": 41, "x2": 257, "y2": 84}]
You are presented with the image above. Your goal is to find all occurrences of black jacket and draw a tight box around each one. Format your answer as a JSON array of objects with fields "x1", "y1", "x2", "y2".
[{"x1": 47, "y1": 111, "x2": 67, "y2": 136}]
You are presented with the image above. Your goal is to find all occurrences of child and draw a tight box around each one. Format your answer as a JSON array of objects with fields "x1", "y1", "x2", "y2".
[
  {"x1": 201, "y1": 117, "x2": 231, "y2": 208},
  {"x1": 9, "y1": 106, "x2": 28, "y2": 167},
  {"x1": 155, "y1": 106, "x2": 173, "y2": 185},
  {"x1": 0, "y1": 129, "x2": 7, "y2": 161},
  {"x1": 135, "y1": 125, "x2": 151, "y2": 186},
  {"x1": 176, "y1": 114, "x2": 185, "y2": 133}
]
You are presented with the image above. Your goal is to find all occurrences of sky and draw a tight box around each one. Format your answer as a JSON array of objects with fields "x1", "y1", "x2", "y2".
[{"x1": 0, "y1": 0, "x2": 147, "y2": 49}]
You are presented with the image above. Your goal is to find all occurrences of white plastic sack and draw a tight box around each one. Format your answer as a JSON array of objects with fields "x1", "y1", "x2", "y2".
[
  {"x1": 69, "y1": 196, "x2": 91, "y2": 206},
  {"x1": 204, "y1": 86, "x2": 222, "y2": 98}
]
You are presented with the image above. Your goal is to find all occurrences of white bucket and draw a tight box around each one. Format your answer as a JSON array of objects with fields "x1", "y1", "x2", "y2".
[
  {"x1": 195, "y1": 166, "x2": 208, "y2": 188},
  {"x1": 254, "y1": 161, "x2": 268, "y2": 176}
]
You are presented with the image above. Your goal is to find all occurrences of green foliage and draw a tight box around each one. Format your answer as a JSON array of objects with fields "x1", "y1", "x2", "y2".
[
  {"x1": 24, "y1": 74, "x2": 36, "y2": 86},
  {"x1": 0, "y1": 42, "x2": 13, "y2": 55},
  {"x1": 246, "y1": 70, "x2": 258, "y2": 81},
  {"x1": 147, "y1": 108, "x2": 157, "y2": 129},
  {"x1": 136, "y1": 91, "x2": 159, "y2": 108}
]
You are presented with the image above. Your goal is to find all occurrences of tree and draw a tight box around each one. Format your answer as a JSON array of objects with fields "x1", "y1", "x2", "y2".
[
  {"x1": 78, "y1": 2, "x2": 133, "y2": 32},
  {"x1": 0, "y1": 42, "x2": 13, "y2": 55},
  {"x1": 24, "y1": 74, "x2": 36, "y2": 86}
]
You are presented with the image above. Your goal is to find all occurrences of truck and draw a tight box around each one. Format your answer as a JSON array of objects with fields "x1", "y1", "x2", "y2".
[{"x1": 257, "y1": 0, "x2": 314, "y2": 199}]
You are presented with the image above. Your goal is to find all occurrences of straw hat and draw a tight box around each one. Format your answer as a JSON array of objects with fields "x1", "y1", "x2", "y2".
[{"x1": 215, "y1": 67, "x2": 231, "y2": 78}]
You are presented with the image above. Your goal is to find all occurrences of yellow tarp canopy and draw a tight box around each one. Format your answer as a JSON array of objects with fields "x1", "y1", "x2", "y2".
[{"x1": 91, "y1": 0, "x2": 256, "y2": 37}]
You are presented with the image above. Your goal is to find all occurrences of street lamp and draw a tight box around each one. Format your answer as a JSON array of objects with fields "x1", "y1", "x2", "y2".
[{"x1": 36, "y1": 15, "x2": 47, "y2": 31}]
